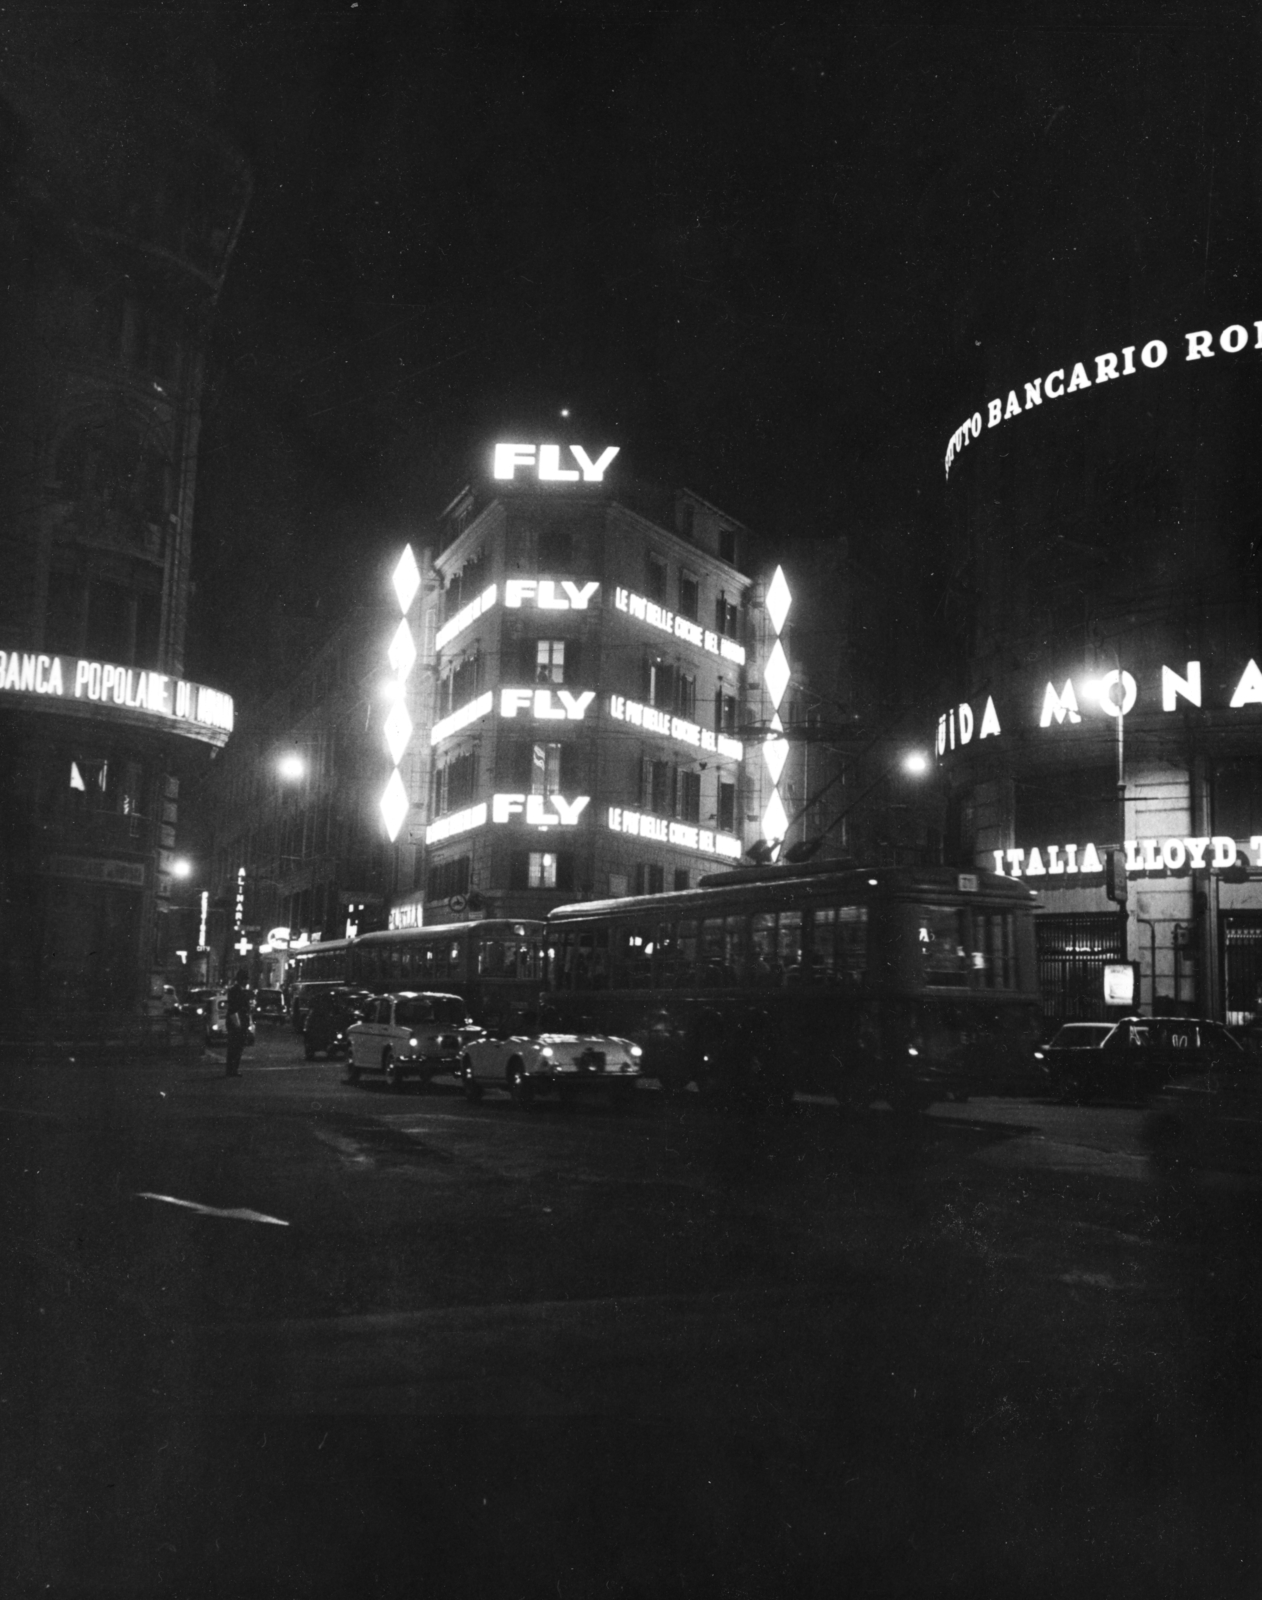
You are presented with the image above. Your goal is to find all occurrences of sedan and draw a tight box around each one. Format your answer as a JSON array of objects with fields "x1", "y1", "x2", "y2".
[
  {"x1": 345, "y1": 992, "x2": 472, "y2": 1090},
  {"x1": 1044, "y1": 1016, "x2": 1244, "y2": 1103},
  {"x1": 460, "y1": 1024, "x2": 643, "y2": 1108}
]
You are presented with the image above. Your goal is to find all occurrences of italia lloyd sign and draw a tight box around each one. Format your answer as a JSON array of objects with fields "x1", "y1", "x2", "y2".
[
  {"x1": 994, "y1": 836, "x2": 1259, "y2": 880},
  {"x1": 492, "y1": 443, "x2": 619, "y2": 483}
]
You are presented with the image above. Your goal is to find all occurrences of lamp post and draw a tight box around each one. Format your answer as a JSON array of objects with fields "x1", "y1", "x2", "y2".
[{"x1": 1090, "y1": 658, "x2": 1135, "y2": 966}]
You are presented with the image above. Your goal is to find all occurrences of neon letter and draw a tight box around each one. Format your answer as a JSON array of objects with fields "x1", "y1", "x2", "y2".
[
  {"x1": 1161, "y1": 661, "x2": 1201, "y2": 711},
  {"x1": 537, "y1": 444, "x2": 579, "y2": 481},
  {"x1": 493, "y1": 443, "x2": 537, "y2": 479},
  {"x1": 569, "y1": 445, "x2": 619, "y2": 482}
]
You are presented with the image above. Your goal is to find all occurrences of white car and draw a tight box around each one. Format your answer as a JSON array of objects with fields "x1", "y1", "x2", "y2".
[
  {"x1": 460, "y1": 1023, "x2": 643, "y2": 1108},
  {"x1": 345, "y1": 991, "x2": 472, "y2": 1089}
]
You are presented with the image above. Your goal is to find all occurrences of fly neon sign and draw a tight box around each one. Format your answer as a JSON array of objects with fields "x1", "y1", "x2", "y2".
[
  {"x1": 492, "y1": 444, "x2": 619, "y2": 482},
  {"x1": 500, "y1": 688, "x2": 595, "y2": 720},
  {"x1": 424, "y1": 794, "x2": 591, "y2": 845}
]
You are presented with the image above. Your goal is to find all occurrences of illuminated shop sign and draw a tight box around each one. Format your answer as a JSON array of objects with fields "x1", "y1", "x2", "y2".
[
  {"x1": 945, "y1": 318, "x2": 1262, "y2": 479},
  {"x1": 435, "y1": 584, "x2": 498, "y2": 651},
  {"x1": 606, "y1": 805, "x2": 743, "y2": 861},
  {"x1": 505, "y1": 579, "x2": 599, "y2": 610},
  {"x1": 431, "y1": 691, "x2": 494, "y2": 745},
  {"x1": 939, "y1": 658, "x2": 1262, "y2": 756},
  {"x1": 492, "y1": 443, "x2": 619, "y2": 483},
  {"x1": 609, "y1": 693, "x2": 743, "y2": 761},
  {"x1": 992, "y1": 835, "x2": 1258, "y2": 879},
  {"x1": 425, "y1": 793, "x2": 590, "y2": 845},
  {"x1": 0, "y1": 649, "x2": 233, "y2": 741},
  {"x1": 613, "y1": 587, "x2": 746, "y2": 665},
  {"x1": 435, "y1": 579, "x2": 602, "y2": 652},
  {"x1": 500, "y1": 688, "x2": 595, "y2": 720}
]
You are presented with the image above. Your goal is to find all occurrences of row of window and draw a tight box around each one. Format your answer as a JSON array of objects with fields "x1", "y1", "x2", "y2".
[
  {"x1": 431, "y1": 739, "x2": 740, "y2": 827},
  {"x1": 437, "y1": 642, "x2": 743, "y2": 731},
  {"x1": 440, "y1": 538, "x2": 743, "y2": 634},
  {"x1": 550, "y1": 906, "x2": 869, "y2": 992}
]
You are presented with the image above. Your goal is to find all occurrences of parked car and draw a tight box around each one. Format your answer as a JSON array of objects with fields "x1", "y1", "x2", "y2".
[
  {"x1": 161, "y1": 984, "x2": 181, "y2": 1016},
  {"x1": 303, "y1": 987, "x2": 373, "y2": 1060},
  {"x1": 204, "y1": 990, "x2": 256, "y2": 1048},
  {"x1": 1042, "y1": 1016, "x2": 1244, "y2": 1103},
  {"x1": 254, "y1": 987, "x2": 286, "y2": 1025},
  {"x1": 460, "y1": 1013, "x2": 643, "y2": 1108},
  {"x1": 345, "y1": 992, "x2": 473, "y2": 1089}
]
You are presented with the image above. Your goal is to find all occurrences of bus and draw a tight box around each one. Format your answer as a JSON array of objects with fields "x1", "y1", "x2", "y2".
[
  {"x1": 350, "y1": 919, "x2": 546, "y2": 1031},
  {"x1": 542, "y1": 862, "x2": 1042, "y2": 1110}
]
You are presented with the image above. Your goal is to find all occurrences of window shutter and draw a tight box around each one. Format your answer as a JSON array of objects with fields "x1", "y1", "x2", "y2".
[
  {"x1": 509, "y1": 852, "x2": 529, "y2": 891},
  {"x1": 566, "y1": 638, "x2": 582, "y2": 682},
  {"x1": 556, "y1": 852, "x2": 575, "y2": 892}
]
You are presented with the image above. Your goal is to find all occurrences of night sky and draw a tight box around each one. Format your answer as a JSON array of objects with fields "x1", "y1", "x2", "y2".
[{"x1": 171, "y1": 3, "x2": 1258, "y2": 701}]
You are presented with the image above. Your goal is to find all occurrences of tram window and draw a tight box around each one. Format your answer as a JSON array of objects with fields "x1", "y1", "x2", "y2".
[
  {"x1": 613, "y1": 924, "x2": 655, "y2": 988},
  {"x1": 749, "y1": 911, "x2": 802, "y2": 985},
  {"x1": 654, "y1": 922, "x2": 680, "y2": 986},
  {"x1": 580, "y1": 930, "x2": 609, "y2": 989},
  {"x1": 699, "y1": 916, "x2": 742, "y2": 986},
  {"x1": 676, "y1": 919, "x2": 698, "y2": 986},
  {"x1": 917, "y1": 905, "x2": 971, "y2": 987},
  {"x1": 808, "y1": 906, "x2": 867, "y2": 984}
]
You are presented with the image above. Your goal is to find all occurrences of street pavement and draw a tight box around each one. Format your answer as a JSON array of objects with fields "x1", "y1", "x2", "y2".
[{"x1": 3, "y1": 1026, "x2": 1259, "y2": 1598}]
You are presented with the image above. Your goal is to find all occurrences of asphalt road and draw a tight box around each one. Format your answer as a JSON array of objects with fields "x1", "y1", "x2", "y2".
[{"x1": 4, "y1": 1027, "x2": 1259, "y2": 1598}]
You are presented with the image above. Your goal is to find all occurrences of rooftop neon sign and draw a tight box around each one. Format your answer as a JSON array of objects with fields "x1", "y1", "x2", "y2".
[{"x1": 492, "y1": 443, "x2": 619, "y2": 482}]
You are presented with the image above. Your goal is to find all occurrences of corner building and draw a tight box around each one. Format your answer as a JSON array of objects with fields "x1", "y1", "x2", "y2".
[
  {"x1": 0, "y1": 34, "x2": 247, "y2": 1023},
  {"x1": 939, "y1": 323, "x2": 1262, "y2": 1026},
  {"x1": 398, "y1": 468, "x2": 781, "y2": 926}
]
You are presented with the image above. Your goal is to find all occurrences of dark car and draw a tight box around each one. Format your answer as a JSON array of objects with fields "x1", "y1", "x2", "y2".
[
  {"x1": 303, "y1": 987, "x2": 372, "y2": 1060},
  {"x1": 291, "y1": 980, "x2": 348, "y2": 1034},
  {"x1": 182, "y1": 987, "x2": 218, "y2": 1025},
  {"x1": 1044, "y1": 1016, "x2": 1244, "y2": 1103},
  {"x1": 254, "y1": 987, "x2": 286, "y2": 1025}
]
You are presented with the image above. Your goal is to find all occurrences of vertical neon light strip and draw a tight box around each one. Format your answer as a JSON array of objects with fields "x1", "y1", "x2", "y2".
[
  {"x1": 761, "y1": 567, "x2": 792, "y2": 852},
  {"x1": 381, "y1": 545, "x2": 421, "y2": 841}
]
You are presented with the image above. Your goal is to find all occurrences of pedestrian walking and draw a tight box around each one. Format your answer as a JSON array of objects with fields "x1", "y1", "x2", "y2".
[{"x1": 225, "y1": 967, "x2": 252, "y2": 1077}]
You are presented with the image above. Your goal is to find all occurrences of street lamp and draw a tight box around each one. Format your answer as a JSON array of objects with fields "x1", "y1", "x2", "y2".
[{"x1": 277, "y1": 752, "x2": 306, "y2": 782}]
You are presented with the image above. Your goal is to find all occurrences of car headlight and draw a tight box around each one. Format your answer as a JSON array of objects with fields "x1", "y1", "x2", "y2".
[
  {"x1": 630, "y1": 1045, "x2": 643, "y2": 1058},
  {"x1": 409, "y1": 1036, "x2": 419, "y2": 1049},
  {"x1": 540, "y1": 1045, "x2": 554, "y2": 1058}
]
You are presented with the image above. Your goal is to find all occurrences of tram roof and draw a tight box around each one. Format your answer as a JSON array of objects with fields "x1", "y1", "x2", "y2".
[{"x1": 548, "y1": 862, "x2": 1037, "y2": 923}]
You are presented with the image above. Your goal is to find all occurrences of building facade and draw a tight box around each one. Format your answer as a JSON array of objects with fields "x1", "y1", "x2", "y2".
[
  {"x1": 937, "y1": 319, "x2": 1262, "y2": 1026},
  {"x1": 390, "y1": 453, "x2": 796, "y2": 927},
  {"x1": 0, "y1": 39, "x2": 249, "y2": 1023},
  {"x1": 193, "y1": 446, "x2": 817, "y2": 963}
]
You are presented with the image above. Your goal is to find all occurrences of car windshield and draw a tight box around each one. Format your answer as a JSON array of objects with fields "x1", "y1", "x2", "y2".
[
  {"x1": 395, "y1": 997, "x2": 466, "y2": 1028},
  {"x1": 1049, "y1": 1024, "x2": 1115, "y2": 1049}
]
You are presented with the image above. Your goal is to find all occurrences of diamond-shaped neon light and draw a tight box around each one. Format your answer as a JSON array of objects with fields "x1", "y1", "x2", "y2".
[
  {"x1": 392, "y1": 545, "x2": 421, "y2": 614},
  {"x1": 761, "y1": 788, "x2": 789, "y2": 842},
  {"x1": 764, "y1": 639, "x2": 791, "y2": 710},
  {"x1": 765, "y1": 566, "x2": 792, "y2": 635},
  {"x1": 383, "y1": 699, "x2": 413, "y2": 765},
  {"x1": 763, "y1": 738, "x2": 789, "y2": 785},
  {"x1": 388, "y1": 618, "x2": 416, "y2": 679},
  {"x1": 380, "y1": 768, "x2": 410, "y2": 841}
]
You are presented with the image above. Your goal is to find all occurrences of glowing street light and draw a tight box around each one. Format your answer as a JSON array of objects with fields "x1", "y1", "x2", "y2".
[
  {"x1": 277, "y1": 752, "x2": 306, "y2": 782},
  {"x1": 902, "y1": 751, "x2": 930, "y2": 776},
  {"x1": 171, "y1": 856, "x2": 193, "y2": 879}
]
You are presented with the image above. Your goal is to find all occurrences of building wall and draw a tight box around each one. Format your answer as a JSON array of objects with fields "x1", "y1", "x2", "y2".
[
  {"x1": 416, "y1": 485, "x2": 771, "y2": 922},
  {"x1": 0, "y1": 32, "x2": 248, "y2": 1023}
]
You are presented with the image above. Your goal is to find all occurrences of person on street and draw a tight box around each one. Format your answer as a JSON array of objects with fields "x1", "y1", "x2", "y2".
[{"x1": 225, "y1": 967, "x2": 252, "y2": 1077}]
